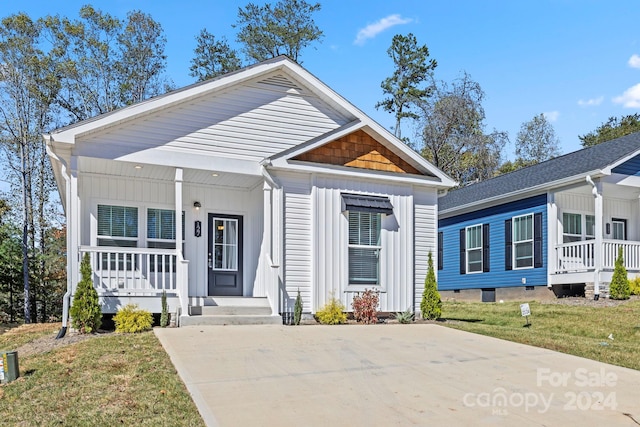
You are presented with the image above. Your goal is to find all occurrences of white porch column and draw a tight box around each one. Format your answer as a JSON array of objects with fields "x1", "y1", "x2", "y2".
[
  {"x1": 547, "y1": 192, "x2": 558, "y2": 287},
  {"x1": 175, "y1": 168, "x2": 189, "y2": 317},
  {"x1": 589, "y1": 177, "x2": 604, "y2": 298},
  {"x1": 175, "y1": 168, "x2": 183, "y2": 250}
]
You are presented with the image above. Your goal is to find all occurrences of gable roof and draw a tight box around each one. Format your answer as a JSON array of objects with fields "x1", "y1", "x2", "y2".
[
  {"x1": 439, "y1": 132, "x2": 640, "y2": 214},
  {"x1": 46, "y1": 55, "x2": 455, "y2": 188}
]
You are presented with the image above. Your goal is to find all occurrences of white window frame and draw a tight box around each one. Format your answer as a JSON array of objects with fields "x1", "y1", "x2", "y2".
[
  {"x1": 96, "y1": 204, "x2": 139, "y2": 247},
  {"x1": 348, "y1": 211, "x2": 382, "y2": 286},
  {"x1": 612, "y1": 219, "x2": 626, "y2": 241},
  {"x1": 513, "y1": 213, "x2": 534, "y2": 270},
  {"x1": 466, "y1": 224, "x2": 483, "y2": 274},
  {"x1": 562, "y1": 211, "x2": 596, "y2": 243},
  {"x1": 147, "y1": 208, "x2": 185, "y2": 250}
]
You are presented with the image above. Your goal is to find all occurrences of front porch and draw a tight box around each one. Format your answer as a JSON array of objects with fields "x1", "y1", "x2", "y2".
[{"x1": 552, "y1": 239, "x2": 640, "y2": 285}]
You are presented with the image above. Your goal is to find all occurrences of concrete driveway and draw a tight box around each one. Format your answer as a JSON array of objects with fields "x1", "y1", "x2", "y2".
[{"x1": 155, "y1": 324, "x2": 640, "y2": 426}]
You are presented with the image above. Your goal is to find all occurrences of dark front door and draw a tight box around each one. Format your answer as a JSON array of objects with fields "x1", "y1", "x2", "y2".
[{"x1": 208, "y1": 214, "x2": 243, "y2": 296}]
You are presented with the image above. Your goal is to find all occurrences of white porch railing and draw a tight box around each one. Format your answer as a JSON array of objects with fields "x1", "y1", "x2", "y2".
[
  {"x1": 555, "y1": 240, "x2": 640, "y2": 273},
  {"x1": 80, "y1": 246, "x2": 179, "y2": 295},
  {"x1": 602, "y1": 240, "x2": 640, "y2": 270}
]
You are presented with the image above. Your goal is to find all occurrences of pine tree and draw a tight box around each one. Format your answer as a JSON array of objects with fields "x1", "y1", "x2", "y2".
[
  {"x1": 420, "y1": 252, "x2": 442, "y2": 320},
  {"x1": 160, "y1": 289, "x2": 169, "y2": 327},
  {"x1": 69, "y1": 253, "x2": 102, "y2": 333},
  {"x1": 609, "y1": 247, "x2": 631, "y2": 300}
]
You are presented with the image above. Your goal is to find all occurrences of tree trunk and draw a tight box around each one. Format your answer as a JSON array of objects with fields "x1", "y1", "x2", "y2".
[{"x1": 21, "y1": 142, "x2": 31, "y2": 324}]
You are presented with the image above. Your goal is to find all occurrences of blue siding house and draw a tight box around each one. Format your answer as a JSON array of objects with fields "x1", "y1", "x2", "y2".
[{"x1": 438, "y1": 132, "x2": 640, "y2": 301}]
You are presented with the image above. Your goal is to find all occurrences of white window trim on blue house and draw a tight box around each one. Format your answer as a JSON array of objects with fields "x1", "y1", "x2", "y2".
[
  {"x1": 513, "y1": 213, "x2": 534, "y2": 270},
  {"x1": 466, "y1": 224, "x2": 483, "y2": 274}
]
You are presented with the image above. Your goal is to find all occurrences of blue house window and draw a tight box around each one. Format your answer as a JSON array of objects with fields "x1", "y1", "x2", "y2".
[
  {"x1": 466, "y1": 225, "x2": 483, "y2": 273},
  {"x1": 513, "y1": 214, "x2": 533, "y2": 269},
  {"x1": 459, "y1": 224, "x2": 490, "y2": 275}
]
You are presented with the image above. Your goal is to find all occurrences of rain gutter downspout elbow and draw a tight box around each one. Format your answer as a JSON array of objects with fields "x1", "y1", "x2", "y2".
[{"x1": 46, "y1": 140, "x2": 71, "y2": 339}]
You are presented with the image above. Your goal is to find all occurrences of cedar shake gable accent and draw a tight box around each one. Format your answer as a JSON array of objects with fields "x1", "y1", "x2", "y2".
[{"x1": 293, "y1": 129, "x2": 420, "y2": 174}]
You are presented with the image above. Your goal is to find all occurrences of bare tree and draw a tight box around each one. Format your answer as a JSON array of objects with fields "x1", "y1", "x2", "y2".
[{"x1": 419, "y1": 72, "x2": 508, "y2": 185}]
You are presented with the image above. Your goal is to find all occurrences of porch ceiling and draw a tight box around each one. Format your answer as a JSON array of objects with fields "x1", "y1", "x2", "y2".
[{"x1": 78, "y1": 157, "x2": 262, "y2": 188}]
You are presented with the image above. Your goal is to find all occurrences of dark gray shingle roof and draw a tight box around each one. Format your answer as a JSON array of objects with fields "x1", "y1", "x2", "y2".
[{"x1": 439, "y1": 132, "x2": 640, "y2": 212}]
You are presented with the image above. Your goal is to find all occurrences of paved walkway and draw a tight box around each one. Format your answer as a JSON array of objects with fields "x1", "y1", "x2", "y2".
[{"x1": 155, "y1": 324, "x2": 640, "y2": 426}]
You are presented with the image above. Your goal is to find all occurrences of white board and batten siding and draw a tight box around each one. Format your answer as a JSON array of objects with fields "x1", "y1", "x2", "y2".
[
  {"x1": 555, "y1": 190, "x2": 638, "y2": 240},
  {"x1": 305, "y1": 175, "x2": 438, "y2": 313},
  {"x1": 414, "y1": 190, "x2": 438, "y2": 309},
  {"x1": 280, "y1": 172, "x2": 313, "y2": 313},
  {"x1": 76, "y1": 74, "x2": 352, "y2": 165}
]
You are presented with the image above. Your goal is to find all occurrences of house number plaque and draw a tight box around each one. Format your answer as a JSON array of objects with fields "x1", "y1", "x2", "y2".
[{"x1": 195, "y1": 220, "x2": 202, "y2": 237}]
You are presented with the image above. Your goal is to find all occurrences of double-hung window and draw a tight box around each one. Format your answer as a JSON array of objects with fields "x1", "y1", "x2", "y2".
[
  {"x1": 466, "y1": 225, "x2": 483, "y2": 273},
  {"x1": 147, "y1": 208, "x2": 185, "y2": 272},
  {"x1": 348, "y1": 211, "x2": 381, "y2": 285},
  {"x1": 513, "y1": 214, "x2": 533, "y2": 269},
  {"x1": 562, "y1": 212, "x2": 595, "y2": 243},
  {"x1": 612, "y1": 219, "x2": 627, "y2": 240},
  {"x1": 97, "y1": 205, "x2": 138, "y2": 270}
]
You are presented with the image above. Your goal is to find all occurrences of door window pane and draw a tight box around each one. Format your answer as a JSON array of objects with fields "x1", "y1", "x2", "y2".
[{"x1": 213, "y1": 219, "x2": 238, "y2": 270}]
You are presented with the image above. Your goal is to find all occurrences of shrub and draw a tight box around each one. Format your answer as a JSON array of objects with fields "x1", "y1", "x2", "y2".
[
  {"x1": 609, "y1": 247, "x2": 631, "y2": 300},
  {"x1": 293, "y1": 289, "x2": 303, "y2": 325},
  {"x1": 113, "y1": 304, "x2": 153, "y2": 333},
  {"x1": 70, "y1": 253, "x2": 102, "y2": 334},
  {"x1": 160, "y1": 290, "x2": 169, "y2": 327},
  {"x1": 629, "y1": 276, "x2": 640, "y2": 296},
  {"x1": 391, "y1": 308, "x2": 415, "y2": 324},
  {"x1": 351, "y1": 289, "x2": 379, "y2": 324},
  {"x1": 316, "y1": 295, "x2": 347, "y2": 325},
  {"x1": 420, "y1": 252, "x2": 442, "y2": 320}
]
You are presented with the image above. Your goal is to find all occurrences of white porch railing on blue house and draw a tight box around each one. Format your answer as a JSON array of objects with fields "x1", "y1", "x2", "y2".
[
  {"x1": 555, "y1": 240, "x2": 640, "y2": 273},
  {"x1": 79, "y1": 246, "x2": 180, "y2": 295}
]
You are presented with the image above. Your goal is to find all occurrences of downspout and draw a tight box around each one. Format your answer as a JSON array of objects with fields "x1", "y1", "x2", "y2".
[
  {"x1": 45, "y1": 141, "x2": 71, "y2": 339},
  {"x1": 586, "y1": 175, "x2": 602, "y2": 299}
]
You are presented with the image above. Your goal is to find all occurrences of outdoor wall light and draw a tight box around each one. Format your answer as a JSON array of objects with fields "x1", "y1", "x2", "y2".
[
  {"x1": 606, "y1": 223, "x2": 610, "y2": 234},
  {"x1": 193, "y1": 201, "x2": 201, "y2": 210}
]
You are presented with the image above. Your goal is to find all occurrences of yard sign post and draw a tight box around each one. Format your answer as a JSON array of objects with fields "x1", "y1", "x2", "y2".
[{"x1": 520, "y1": 303, "x2": 531, "y2": 327}]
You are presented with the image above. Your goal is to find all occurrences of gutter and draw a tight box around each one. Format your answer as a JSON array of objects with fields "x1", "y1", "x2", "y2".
[
  {"x1": 439, "y1": 170, "x2": 607, "y2": 218},
  {"x1": 45, "y1": 141, "x2": 71, "y2": 339}
]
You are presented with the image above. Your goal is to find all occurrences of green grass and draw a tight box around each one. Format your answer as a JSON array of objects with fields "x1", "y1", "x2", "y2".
[
  {"x1": 442, "y1": 300, "x2": 640, "y2": 371},
  {"x1": 0, "y1": 323, "x2": 58, "y2": 349},
  {"x1": 0, "y1": 326, "x2": 204, "y2": 426}
]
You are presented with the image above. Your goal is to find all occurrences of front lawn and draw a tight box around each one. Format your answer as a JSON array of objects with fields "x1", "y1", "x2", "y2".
[
  {"x1": 0, "y1": 325, "x2": 204, "y2": 426},
  {"x1": 441, "y1": 299, "x2": 640, "y2": 371}
]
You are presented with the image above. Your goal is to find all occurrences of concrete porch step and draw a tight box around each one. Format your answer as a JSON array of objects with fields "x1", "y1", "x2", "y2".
[{"x1": 183, "y1": 296, "x2": 281, "y2": 326}]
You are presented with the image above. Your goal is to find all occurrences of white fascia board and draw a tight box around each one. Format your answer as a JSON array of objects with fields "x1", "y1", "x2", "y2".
[
  {"x1": 357, "y1": 116, "x2": 456, "y2": 188},
  {"x1": 47, "y1": 58, "x2": 298, "y2": 145},
  {"x1": 439, "y1": 170, "x2": 606, "y2": 218},
  {"x1": 267, "y1": 161, "x2": 451, "y2": 188},
  {"x1": 601, "y1": 148, "x2": 640, "y2": 174}
]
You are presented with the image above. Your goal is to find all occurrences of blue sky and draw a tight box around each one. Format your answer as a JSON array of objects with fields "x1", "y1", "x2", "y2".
[{"x1": 2, "y1": 0, "x2": 640, "y2": 160}]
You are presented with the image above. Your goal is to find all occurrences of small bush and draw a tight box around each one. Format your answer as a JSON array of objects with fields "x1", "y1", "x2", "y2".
[
  {"x1": 629, "y1": 277, "x2": 640, "y2": 296},
  {"x1": 70, "y1": 253, "x2": 102, "y2": 334},
  {"x1": 351, "y1": 289, "x2": 379, "y2": 324},
  {"x1": 610, "y1": 247, "x2": 631, "y2": 300},
  {"x1": 160, "y1": 290, "x2": 169, "y2": 327},
  {"x1": 293, "y1": 289, "x2": 303, "y2": 325},
  {"x1": 391, "y1": 308, "x2": 415, "y2": 324},
  {"x1": 113, "y1": 304, "x2": 153, "y2": 333},
  {"x1": 421, "y1": 252, "x2": 442, "y2": 320},
  {"x1": 316, "y1": 295, "x2": 347, "y2": 325}
]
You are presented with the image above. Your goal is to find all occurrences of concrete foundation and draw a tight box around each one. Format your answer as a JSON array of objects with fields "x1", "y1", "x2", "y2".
[{"x1": 440, "y1": 286, "x2": 557, "y2": 302}]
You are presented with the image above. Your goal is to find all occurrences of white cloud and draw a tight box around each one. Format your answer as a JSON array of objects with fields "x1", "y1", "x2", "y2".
[
  {"x1": 354, "y1": 14, "x2": 413, "y2": 45},
  {"x1": 577, "y1": 96, "x2": 604, "y2": 107},
  {"x1": 613, "y1": 83, "x2": 640, "y2": 108},
  {"x1": 543, "y1": 111, "x2": 560, "y2": 122},
  {"x1": 629, "y1": 54, "x2": 640, "y2": 69}
]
